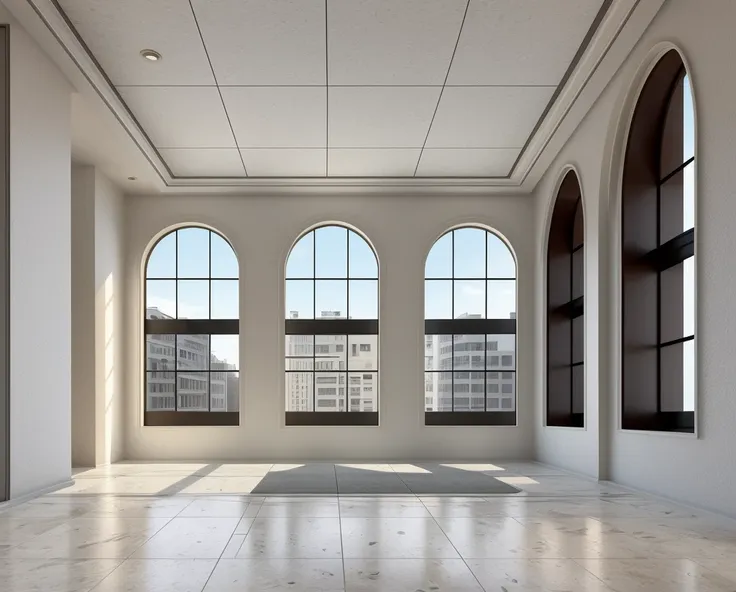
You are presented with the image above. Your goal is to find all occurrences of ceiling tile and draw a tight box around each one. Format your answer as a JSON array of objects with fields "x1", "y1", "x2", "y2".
[
  {"x1": 118, "y1": 87, "x2": 236, "y2": 148},
  {"x1": 447, "y1": 0, "x2": 605, "y2": 86},
  {"x1": 222, "y1": 87, "x2": 326, "y2": 148},
  {"x1": 241, "y1": 149, "x2": 326, "y2": 177},
  {"x1": 327, "y1": 0, "x2": 466, "y2": 85},
  {"x1": 58, "y1": 0, "x2": 214, "y2": 85},
  {"x1": 159, "y1": 149, "x2": 245, "y2": 177},
  {"x1": 416, "y1": 148, "x2": 519, "y2": 177},
  {"x1": 329, "y1": 87, "x2": 440, "y2": 148},
  {"x1": 425, "y1": 86, "x2": 555, "y2": 149},
  {"x1": 192, "y1": 0, "x2": 326, "y2": 85},
  {"x1": 328, "y1": 149, "x2": 421, "y2": 176}
]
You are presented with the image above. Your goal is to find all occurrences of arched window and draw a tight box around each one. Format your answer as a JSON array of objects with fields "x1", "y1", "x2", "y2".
[
  {"x1": 145, "y1": 227, "x2": 239, "y2": 426},
  {"x1": 424, "y1": 227, "x2": 517, "y2": 425},
  {"x1": 285, "y1": 225, "x2": 378, "y2": 426},
  {"x1": 547, "y1": 171, "x2": 585, "y2": 427},
  {"x1": 622, "y1": 50, "x2": 695, "y2": 433}
]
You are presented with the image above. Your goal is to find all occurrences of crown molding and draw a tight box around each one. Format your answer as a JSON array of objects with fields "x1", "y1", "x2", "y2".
[{"x1": 16, "y1": 0, "x2": 658, "y2": 194}]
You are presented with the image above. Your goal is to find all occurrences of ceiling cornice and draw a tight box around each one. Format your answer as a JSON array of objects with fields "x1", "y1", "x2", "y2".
[{"x1": 16, "y1": 0, "x2": 661, "y2": 195}]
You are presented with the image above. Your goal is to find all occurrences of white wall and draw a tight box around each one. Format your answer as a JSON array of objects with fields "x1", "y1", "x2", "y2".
[
  {"x1": 3, "y1": 6, "x2": 73, "y2": 498},
  {"x1": 534, "y1": 0, "x2": 736, "y2": 517},
  {"x1": 71, "y1": 165, "x2": 125, "y2": 468},
  {"x1": 125, "y1": 193, "x2": 535, "y2": 461}
]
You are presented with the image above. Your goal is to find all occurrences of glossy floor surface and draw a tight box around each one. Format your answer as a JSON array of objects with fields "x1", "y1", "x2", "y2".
[{"x1": 1, "y1": 461, "x2": 736, "y2": 591}]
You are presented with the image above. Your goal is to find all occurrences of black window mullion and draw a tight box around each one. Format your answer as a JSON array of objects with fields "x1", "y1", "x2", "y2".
[
  {"x1": 656, "y1": 167, "x2": 662, "y2": 413},
  {"x1": 174, "y1": 334, "x2": 178, "y2": 412}
]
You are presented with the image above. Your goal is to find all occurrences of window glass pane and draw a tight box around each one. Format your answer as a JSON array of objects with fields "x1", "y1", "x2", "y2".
[
  {"x1": 572, "y1": 248, "x2": 584, "y2": 300},
  {"x1": 316, "y1": 280, "x2": 347, "y2": 319},
  {"x1": 453, "y1": 371, "x2": 483, "y2": 411},
  {"x1": 286, "y1": 280, "x2": 314, "y2": 320},
  {"x1": 660, "y1": 162, "x2": 694, "y2": 244},
  {"x1": 425, "y1": 232, "x2": 452, "y2": 278},
  {"x1": 315, "y1": 226, "x2": 347, "y2": 278},
  {"x1": 660, "y1": 341, "x2": 693, "y2": 412},
  {"x1": 210, "y1": 233, "x2": 238, "y2": 278},
  {"x1": 177, "y1": 228, "x2": 210, "y2": 278},
  {"x1": 315, "y1": 372, "x2": 345, "y2": 411},
  {"x1": 349, "y1": 280, "x2": 377, "y2": 319},
  {"x1": 286, "y1": 335, "x2": 314, "y2": 370},
  {"x1": 146, "y1": 280, "x2": 176, "y2": 318},
  {"x1": 453, "y1": 335, "x2": 485, "y2": 370},
  {"x1": 572, "y1": 365, "x2": 584, "y2": 415},
  {"x1": 660, "y1": 261, "x2": 694, "y2": 343},
  {"x1": 487, "y1": 233, "x2": 515, "y2": 278},
  {"x1": 453, "y1": 228, "x2": 485, "y2": 278},
  {"x1": 178, "y1": 372, "x2": 209, "y2": 411},
  {"x1": 683, "y1": 74, "x2": 695, "y2": 163},
  {"x1": 177, "y1": 335, "x2": 209, "y2": 371},
  {"x1": 487, "y1": 280, "x2": 516, "y2": 320},
  {"x1": 210, "y1": 372, "x2": 239, "y2": 412},
  {"x1": 349, "y1": 371, "x2": 376, "y2": 411},
  {"x1": 145, "y1": 334, "x2": 176, "y2": 371},
  {"x1": 572, "y1": 315, "x2": 584, "y2": 365},
  {"x1": 425, "y1": 280, "x2": 452, "y2": 319},
  {"x1": 211, "y1": 280, "x2": 238, "y2": 319},
  {"x1": 146, "y1": 371, "x2": 175, "y2": 411},
  {"x1": 211, "y1": 335, "x2": 239, "y2": 370},
  {"x1": 147, "y1": 232, "x2": 176, "y2": 278},
  {"x1": 178, "y1": 280, "x2": 209, "y2": 319},
  {"x1": 286, "y1": 372, "x2": 313, "y2": 411},
  {"x1": 349, "y1": 230, "x2": 377, "y2": 278},
  {"x1": 425, "y1": 335, "x2": 451, "y2": 372},
  {"x1": 487, "y1": 335, "x2": 515, "y2": 369},
  {"x1": 287, "y1": 231, "x2": 314, "y2": 279},
  {"x1": 315, "y1": 335, "x2": 346, "y2": 371},
  {"x1": 348, "y1": 335, "x2": 377, "y2": 371},
  {"x1": 454, "y1": 280, "x2": 485, "y2": 319}
]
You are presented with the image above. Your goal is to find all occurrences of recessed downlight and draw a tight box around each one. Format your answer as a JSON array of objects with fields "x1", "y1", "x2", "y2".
[
  {"x1": 127, "y1": 176, "x2": 138, "y2": 181},
  {"x1": 140, "y1": 49, "x2": 161, "y2": 62}
]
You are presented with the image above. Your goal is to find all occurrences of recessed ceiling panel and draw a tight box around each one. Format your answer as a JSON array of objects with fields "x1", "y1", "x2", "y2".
[
  {"x1": 58, "y1": 0, "x2": 214, "y2": 86},
  {"x1": 192, "y1": 0, "x2": 326, "y2": 85},
  {"x1": 328, "y1": 149, "x2": 421, "y2": 177},
  {"x1": 222, "y1": 87, "x2": 326, "y2": 148},
  {"x1": 426, "y1": 86, "x2": 555, "y2": 149},
  {"x1": 159, "y1": 149, "x2": 245, "y2": 177},
  {"x1": 241, "y1": 149, "x2": 326, "y2": 177},
  {"x1": 118, "y1": 87, "x2": 236, "y2": 148},
  {"x1": 447, "y1": 0, "x2": 605, "y2": 86},
  {"x1": 416, "y1": 148, "x2": 519, "y2": 177},
  {"x1": 327, "y1": 0, "x2": 467, "y2": 85},
  {"x1": 329, "y1": 87, "x2": 440, "y2": 148}
]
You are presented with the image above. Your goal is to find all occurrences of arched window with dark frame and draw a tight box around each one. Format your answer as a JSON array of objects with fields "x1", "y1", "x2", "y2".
[
  {"x1": 285, "y1": 225, "x2": 379, "y2": 426},
  {"x1": 547, "y1": 172, "x2": 585, "y2": 427},
  {"x1": 424, "y1": 227, "x2": 517, "y2": 426},
  {"x1": 144, "y1": 227, "x2": 239, "y2": 426},
  {"x1": 622, "y1": 50, "x2": 695, "y2": 433}
]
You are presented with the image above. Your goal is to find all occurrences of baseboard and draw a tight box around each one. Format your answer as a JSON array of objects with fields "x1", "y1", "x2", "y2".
[{"x1": 0, "y1": 478, "x2": 74, "y2": 513}]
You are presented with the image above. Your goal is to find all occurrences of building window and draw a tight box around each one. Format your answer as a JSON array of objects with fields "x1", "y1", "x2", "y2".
[
  {"x1": 285, "y1": 225, "x2": 378, "y2": 426},
  {"x1": 424, "y1": 227, "x2": 517, "y2": 426},
  {"x1": 145, "y1": 227, "x2": 239, "y2": 426},
  {"x1": 547, "y1": 171, "x2": 585, "y2": 427},
  {"x1": 622, "y1": 51, "x2": 695, "y2": 433}
]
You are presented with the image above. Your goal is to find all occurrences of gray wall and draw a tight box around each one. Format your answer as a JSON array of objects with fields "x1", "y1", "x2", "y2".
[
  {"x1": 534, "y1": 0, "x2": 736, "y2": 517},
  {"x1": 125, "y1": 192, "x2": 536, "y2": 461}
]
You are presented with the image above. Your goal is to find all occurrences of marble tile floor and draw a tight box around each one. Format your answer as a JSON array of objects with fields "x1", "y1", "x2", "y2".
[{"x1": 1, "y1": 461, "x2": 736, "y2": 591}]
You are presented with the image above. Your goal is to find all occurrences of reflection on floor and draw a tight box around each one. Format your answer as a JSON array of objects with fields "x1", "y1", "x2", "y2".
[{"x1": 1, "y1": 461, "x2": 736, "y2": 590}]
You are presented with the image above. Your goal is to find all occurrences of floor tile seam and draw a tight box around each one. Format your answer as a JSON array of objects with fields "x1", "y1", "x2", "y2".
[
  {"x1": 336, "y1": 482, "x2": 348, "y2": 592},
  {"x1": 198, "y1": 506, "x2": 246, "y2": 591},
  {"x1": 84, "y1": 557, "x2": 132, "y2": 592},
  {"x1": 119, "y1": 514, "x2": 179, "y2": 563},
  {"x1": 385, "y1": 463, "x2": 419, "y2": 496},
  {"x1": 418, "y1": 494, "x2": 489, "y2": 592}
]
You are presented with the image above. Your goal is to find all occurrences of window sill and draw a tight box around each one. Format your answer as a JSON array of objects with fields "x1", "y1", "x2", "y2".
[
  {"x1": 425, "y1": 411, "x2": 517, "y2": 426},
  {"x1": 144, "y1": 411, "x2": 239, "y2": 426},
  {"x1": 285, "y1": 411, "x2": 379, "y2": 426}
]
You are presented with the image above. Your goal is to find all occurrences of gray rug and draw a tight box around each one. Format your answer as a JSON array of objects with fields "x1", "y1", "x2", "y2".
[{"x1": 250, "y1": 463, "x2": 520, "y2": 495}]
